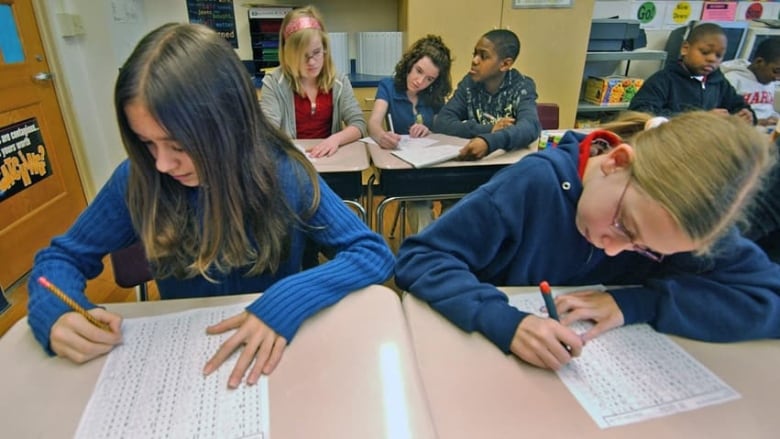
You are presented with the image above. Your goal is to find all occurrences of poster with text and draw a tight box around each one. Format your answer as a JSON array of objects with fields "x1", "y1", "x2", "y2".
[
  {"x1": 632, "y1": 1, "x2": 668, "y2": 29},
  {"x1": 0, "y1": 118, "x2": 52, "y2": 202},
  {"x1": 186, "y1": 0, "x2": 238, "y2": 48},
  {"x1": 662, "y1": 1, "x2": 704, "y2": 30}
]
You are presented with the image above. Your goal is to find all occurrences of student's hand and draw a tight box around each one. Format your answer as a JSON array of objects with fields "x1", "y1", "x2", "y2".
[
  {"x1": 408, "y1": 123, "x2": 430, "y2": 138},
  {"x1": 458, "y1": 137, "x2": 489, "y2": 160},
  {"x1": 759, "y1": 116, "x2": 778, "y2": 127},
  {"x1": 734, "y1": 108, "x2": 755, "y2": 125},
  {"x1": 556, "y1": 290, "x2": 624, "y2": 342},
  {"x1": 709, "y1": 108, "x2": 730, "y2": 117},
  {"x1": 50, "y1": 308, "x2": 123, "y2": 363},
  {"x1": 203, "y1": 311, "x2": 288, "y2": 389},
  {"x1": 509, "y1": 315, "x2": 583, "y2": 370},
  {"x1": 377, "y1": 131, "x2": 402, "y2": 149},
  {"x1": 309, "y1": 137, "x2": 340, "y2": 158},
  {"x1": 491, "y1": 117, "x2": 515, "y2": 132}
]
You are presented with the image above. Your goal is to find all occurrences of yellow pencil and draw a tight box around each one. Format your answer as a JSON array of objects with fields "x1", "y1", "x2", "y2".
[{"x1": 37, "y1": 276, "x2": 111, "y2": 331}]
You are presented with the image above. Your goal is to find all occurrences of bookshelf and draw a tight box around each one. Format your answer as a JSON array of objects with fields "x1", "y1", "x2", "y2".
[
  {"x1": 248, "y1": 6, "x2": 295, "y2": 76},
  {"x1": 577, "y1": 49, "x2": 667, "y2": 117}
]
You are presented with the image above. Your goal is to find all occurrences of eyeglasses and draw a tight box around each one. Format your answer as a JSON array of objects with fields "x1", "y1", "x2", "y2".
[
  {"x1": 304, "y1": 48, "x2": 325, "y2": 63},
  {"x1": 610, "y1": 178, "x2": 665, "y2": 262}
]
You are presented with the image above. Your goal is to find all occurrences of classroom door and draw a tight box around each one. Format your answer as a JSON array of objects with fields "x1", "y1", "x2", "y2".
[{"x1": 0, "y1": 0, "x2": 86, "y2": 289}]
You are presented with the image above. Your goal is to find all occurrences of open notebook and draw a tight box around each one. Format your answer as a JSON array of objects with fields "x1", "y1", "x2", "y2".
[{"x1": 391, "y1": 144, "x2": 461, "y2": 168}]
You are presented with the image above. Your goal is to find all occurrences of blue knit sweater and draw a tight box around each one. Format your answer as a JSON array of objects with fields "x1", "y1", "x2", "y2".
[
  {"x1": 28, "y1": 155, "x2": 394, "y2": 354},
  {"x1": 395, "y1": 131, "x2": 780, "y2": 352}
]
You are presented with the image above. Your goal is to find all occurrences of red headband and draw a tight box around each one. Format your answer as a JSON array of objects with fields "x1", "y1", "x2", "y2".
[{"x1": 283, "y1": 16, "x2": 322, "y2": 39}]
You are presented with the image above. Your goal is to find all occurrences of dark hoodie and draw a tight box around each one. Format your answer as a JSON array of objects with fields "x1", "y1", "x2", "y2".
[
  {"x1": 395, "y1": 130, "x2": 780, "y2": 352},
  {"x1": 629, "y1": 61, "x2": 754, "y2": 119}
]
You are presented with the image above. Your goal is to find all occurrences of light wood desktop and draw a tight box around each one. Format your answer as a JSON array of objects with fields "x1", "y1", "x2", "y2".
[
  {"x1": 296, "y1": 139, "x2": 370, "y2": 222},
  {"x1": 0, "y1": 285, "x2": 437, "y2": 438},
  {"x1": 367, "y1": 133, "x2": 537, "y2": 233},
  {"x1": 402, "y1": 288, "x2": 780, "y2": 439}
]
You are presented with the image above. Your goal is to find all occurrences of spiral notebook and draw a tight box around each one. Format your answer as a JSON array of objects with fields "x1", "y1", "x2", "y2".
[{"x1": 391, "y1": 144, "x2": 461, "y2": 168}]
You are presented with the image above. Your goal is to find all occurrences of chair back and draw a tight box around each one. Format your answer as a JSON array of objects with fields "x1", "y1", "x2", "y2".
[
  {"x1": 537, "y1": 103, "x2": 560, "y2": 130},
  {"x1": 110, "y1": 241, "x2": 153, "y2": 301}
]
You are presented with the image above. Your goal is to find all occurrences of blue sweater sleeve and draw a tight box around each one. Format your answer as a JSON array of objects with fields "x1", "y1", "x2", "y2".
[
  {"x1": 244, "y1": 174, "x2": 394, "y2": 342},
  {"x1": 394, "y1": 161, "x2": 560, "y2": 352},
  {"x1": 610, "y1": 229, "x2": 780, "y2": 341},
  {"x1": 27, "y1": 161, "x2": 138, "y2": 353}
]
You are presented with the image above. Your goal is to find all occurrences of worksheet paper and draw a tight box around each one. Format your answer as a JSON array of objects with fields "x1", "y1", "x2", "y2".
[
  {"x1": 360, "y1": 135, "x2": 439, "y2": 150},
  {"x1": 75, "y1": 302, "x2": 270, "y2": 439},
  {"x1": 508, "y1": 287, "x2": 740, "y2": 429}
]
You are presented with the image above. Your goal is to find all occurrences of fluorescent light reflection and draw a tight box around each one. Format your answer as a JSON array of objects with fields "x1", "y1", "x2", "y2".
[{"x1": 379, "y1": 343, "x2": 412, "y2": 439}]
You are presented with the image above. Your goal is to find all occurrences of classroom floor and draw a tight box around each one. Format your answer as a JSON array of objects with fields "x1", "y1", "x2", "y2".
[{"x1": 0, "y1": 197, "x2": 431, "y2": 338}]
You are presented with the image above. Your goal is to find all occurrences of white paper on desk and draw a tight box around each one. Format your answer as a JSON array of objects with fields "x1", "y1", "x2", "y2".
[
  {"x1": 75, "y1": 303, "x2": 271, "y2": 439},
  {"x1": 391, "y1": 144, "x2": 461, "y2": 168},
  {"x1": 360, "y1": 135, "x2": 438, "y2": 150},
  {"x1": 293, "y1": 142, "x2": 317, "y2": 162},
  {"x1": 508, "y1": 286, "x2": 740, "y2": 429}
]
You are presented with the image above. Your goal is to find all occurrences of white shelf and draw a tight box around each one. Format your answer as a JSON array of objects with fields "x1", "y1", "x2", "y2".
[
  {"x1": 577, "y1": 102, "x2": 629, "y2": 114},
  {"x1": 578, "y1": 50, "x2": 667, "y2": 115},
  {"x1": 585, "y1": 49, "x2": 667, "y2": 63}
]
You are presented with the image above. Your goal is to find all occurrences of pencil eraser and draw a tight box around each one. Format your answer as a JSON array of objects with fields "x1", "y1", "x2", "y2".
[
  {"x1": 539, "y1": 280, "x2": 551, "y2": 294},
  {"x1": 37, "y1": 276, "x2": 51, "y2": 288}
]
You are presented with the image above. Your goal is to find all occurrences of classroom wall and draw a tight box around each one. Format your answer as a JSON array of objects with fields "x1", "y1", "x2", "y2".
[
  {"x1": 35, "y1": 0, "x2": 398, "y2": 198},
  {"x1": 402, "y1": 0, "x2": 594, "y2": 131}
]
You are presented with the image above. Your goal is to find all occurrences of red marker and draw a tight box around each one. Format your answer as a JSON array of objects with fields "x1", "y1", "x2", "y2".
[{"x1": 539, "y1": 280, "x2": 560, "y2": 321}]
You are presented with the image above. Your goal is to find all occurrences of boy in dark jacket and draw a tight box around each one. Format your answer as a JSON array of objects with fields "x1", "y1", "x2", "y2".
[
  {"x1": 434, "y1": 29, "x2": 540, "y2": 160},
  {"x1": 629, "y1": 22, "x2": 754, "y2": 124}
]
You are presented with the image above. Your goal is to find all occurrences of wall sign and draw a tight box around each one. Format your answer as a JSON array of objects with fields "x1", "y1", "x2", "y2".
[
  {"x1": 0, "y1": 118, "x2": 52, "y2": 202},
  {"x1": 186, "y1": 0, "x2": 238, "y2": 48}
]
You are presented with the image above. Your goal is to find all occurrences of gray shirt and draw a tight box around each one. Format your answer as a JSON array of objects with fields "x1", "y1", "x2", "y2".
[{"x1": 260, "y1": 68, "x2": 367, "y2": 138}]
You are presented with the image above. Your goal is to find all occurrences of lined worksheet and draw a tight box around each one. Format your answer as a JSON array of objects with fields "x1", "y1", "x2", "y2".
[
  {"x1": 509, "y1": 287, "x2": 740, "y2": 428},
  {"x1": 75, "y1": 303, "x2": 270, "y2": 439}
]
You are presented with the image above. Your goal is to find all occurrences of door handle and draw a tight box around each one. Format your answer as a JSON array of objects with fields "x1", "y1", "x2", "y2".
[{"x1": 33, "y1": 72, "x2": 53, "y2": 81}]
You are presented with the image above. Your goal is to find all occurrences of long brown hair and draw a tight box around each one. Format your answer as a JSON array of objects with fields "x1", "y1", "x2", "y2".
[{"x1": 115, "y1": 23, "x2": 320, "y2": 279}]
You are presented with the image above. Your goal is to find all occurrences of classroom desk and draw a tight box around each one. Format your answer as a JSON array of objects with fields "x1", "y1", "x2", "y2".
[
  {"x1": 402, "y1": 288, "x2": 780, "y2": 439},
  {"x1": 0, "y1": 285, "x2": 436, "y2": 438},
  {"x1": 367, "y1": 134, "x2": 536, "y2": 234},
  {"x1": 296, "y1": 139, "x2": 370, "y2": 223}
]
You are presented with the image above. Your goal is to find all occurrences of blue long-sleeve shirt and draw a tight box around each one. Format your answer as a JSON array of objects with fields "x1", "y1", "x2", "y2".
[
  {"x1": 433, "y1": 69, "x2": 541, "y2": 153},
  {"x1": 28, "y1": 155, "x2": 394, "y2": 354},
  {"x1": 375, "y1": 77, "x2": 437, "y2": 134},
  {"x1": 395, "y1": 131, "x2": 780, "y2": 352}
]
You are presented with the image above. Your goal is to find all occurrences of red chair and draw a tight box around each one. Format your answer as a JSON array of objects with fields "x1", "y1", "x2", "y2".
[
  {"x1": 537, "y1": 103, "x2": 560, "y2": 130},
  {"x1": 110, "y1": 241, "x2": 153, "y2": 301}
]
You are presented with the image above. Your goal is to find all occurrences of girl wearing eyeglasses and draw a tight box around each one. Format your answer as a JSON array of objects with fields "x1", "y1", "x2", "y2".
[
  {"x1": 395, "y1": 111, "x2": 780, "y2": 370},
  {"x1": 260, "y1": 6, "x2": 365, "y2": 158}
]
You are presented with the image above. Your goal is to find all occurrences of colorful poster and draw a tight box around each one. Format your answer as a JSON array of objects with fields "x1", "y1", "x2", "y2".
[
  {"x1": 0, "y1": 118, "x2": 52, "y2": 202},
  {"x1": 701, "y1": 1, "x2": 737, "y2": 21},
  {"x1": 632, "y1": 1, "x2": 668, "y2": 29},
  {"x1": 186, "y1": 0, "x2": 238, "y2": 48},
  {"x1": 736, "y1": 1, "x2": 766, "y2": 20}
]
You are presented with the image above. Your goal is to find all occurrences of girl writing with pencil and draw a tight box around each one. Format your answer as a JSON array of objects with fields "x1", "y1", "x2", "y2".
[
  {"x1": 27, "y1": 23, "x2": 394, "y2": 388},
  {"x1": 395, "y1": 111, "x2": 780, "y2": 370},
  {"x1": 260, "y1": 6, "x2": 365, "y2": 159},
  {"x1": 367, "y1": 34, "x2": 452, "y2": 149},
  {"x1": 367, "y1": 34, "x2": 453, "y2": 232}
]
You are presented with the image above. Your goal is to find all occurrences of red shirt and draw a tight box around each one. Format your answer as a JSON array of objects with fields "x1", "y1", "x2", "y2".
[{"x1": 294, "y1": 91, "x2": 333, "y2": 139}]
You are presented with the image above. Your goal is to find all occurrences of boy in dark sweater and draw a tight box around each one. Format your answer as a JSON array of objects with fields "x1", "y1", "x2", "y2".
[
  {"x1": 629, "y1": 22, "x2": 754, "y2": 124},
  {"x1": 434, "y1": 29, "x2": 540, "y2": 160}
]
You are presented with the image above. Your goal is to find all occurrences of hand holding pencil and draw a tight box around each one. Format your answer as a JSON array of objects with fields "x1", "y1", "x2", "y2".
[{"x1": 38, "y1": 276, "x2": 122, "y2": 363}]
